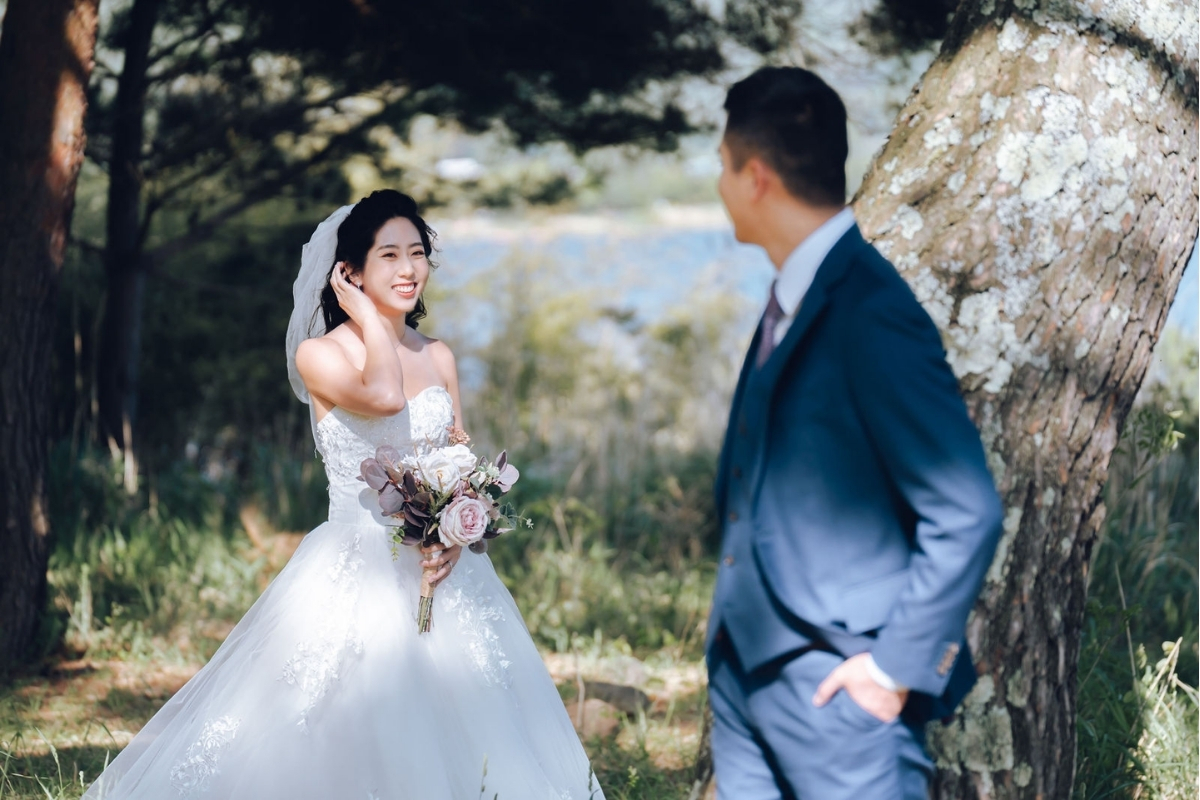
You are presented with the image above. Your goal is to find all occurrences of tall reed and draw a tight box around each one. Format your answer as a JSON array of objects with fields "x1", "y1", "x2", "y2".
[{"x1": 1074, "y1": 330, "x2": 1199, "y2": 799}]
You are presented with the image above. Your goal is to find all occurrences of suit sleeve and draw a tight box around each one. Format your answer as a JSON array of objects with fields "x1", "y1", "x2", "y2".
[{"x1": 845, "y1": 285, "x2": 1004, "y2": 697}]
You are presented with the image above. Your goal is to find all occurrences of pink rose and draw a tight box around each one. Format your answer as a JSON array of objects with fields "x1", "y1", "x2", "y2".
[{"x1": 438, "y1": 495, "x2": 491, "y2": 547}]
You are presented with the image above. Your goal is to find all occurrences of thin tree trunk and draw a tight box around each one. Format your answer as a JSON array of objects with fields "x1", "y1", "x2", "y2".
[
  {"x1": 851, "y1": 1, "x2": 1198, "y2": 798},
  {"x1": 0, "y1": 0, "x2": 100, "y2": 674},
  {"x1": 96, "y1": 0, "x2": 160, "y2": 469},
  {"x1": 687, "y1": 703, "x2": 715, "y2": 800}
]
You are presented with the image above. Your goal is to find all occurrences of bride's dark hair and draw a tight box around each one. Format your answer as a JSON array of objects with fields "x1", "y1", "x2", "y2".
[{"x1": 320, "y1": 189, "x2": 438, "y2": 332}]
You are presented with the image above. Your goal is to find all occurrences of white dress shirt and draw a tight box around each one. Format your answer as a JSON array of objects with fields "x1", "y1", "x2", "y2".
[
  {"x1": 764, "y1": 207, "x2": 906, "y2": 694},
  {"x1": 770, "y1": 206, "x2": 857, "y2": 346}
]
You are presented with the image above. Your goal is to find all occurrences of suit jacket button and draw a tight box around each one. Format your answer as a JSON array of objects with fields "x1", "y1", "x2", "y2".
[
  {"x1": 732, "y1": 467, "x2": 743, "y2": 479},
  {"x1": 738, "y1": 422, "x2": 748, "y2": 435},
  {"x1": 728, "y1": 512, "x2": 739, "y2": 522},
  {"x1": 937, "y1": 643, "x2": 961, "y2": 676},
  {"x1": 723, "y1": 555, "x2": 735, "y2": 566}
]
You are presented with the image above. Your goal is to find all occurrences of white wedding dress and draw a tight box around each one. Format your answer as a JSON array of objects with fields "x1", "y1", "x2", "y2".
[{"x1": 84, "y1": 386, "x2": 603, "y2": 800}]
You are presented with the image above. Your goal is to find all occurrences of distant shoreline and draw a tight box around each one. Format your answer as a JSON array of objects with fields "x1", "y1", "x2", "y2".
[
  {"x1": 429, "y1": 203, "x2": 1198, "y2": 335},
  {"x1": 430, "y1": 202, "x2": 732, "y2": 242}
]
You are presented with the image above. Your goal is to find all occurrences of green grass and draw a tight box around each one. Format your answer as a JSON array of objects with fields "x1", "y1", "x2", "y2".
[{"x1": 1073, "y1": 393, "x2": 1199, "y2": 799}]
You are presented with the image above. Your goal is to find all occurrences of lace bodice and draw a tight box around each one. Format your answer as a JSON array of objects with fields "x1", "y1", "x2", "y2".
[{"x1": 313, "y1": 386, "x2": 454, "y2": 525}]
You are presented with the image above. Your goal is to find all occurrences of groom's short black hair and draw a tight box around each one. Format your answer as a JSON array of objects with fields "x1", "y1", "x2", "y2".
[{"x1": 723, "y1": 67, "x2": 848, "y2": 207}]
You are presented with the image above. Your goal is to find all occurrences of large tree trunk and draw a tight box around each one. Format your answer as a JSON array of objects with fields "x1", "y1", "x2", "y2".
[
  {"x1": 851, "y1": 1, "x2": 1198, "y2": 798},
  {"x1": 96, "y1": 0, "x2": 160, "y2": 471},
  {"x1": 0, "y1": 0, "x2": 100, "y2": 673}
]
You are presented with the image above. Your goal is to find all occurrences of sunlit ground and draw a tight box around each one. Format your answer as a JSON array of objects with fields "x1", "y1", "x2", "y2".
[{"x1": 0, "y1": 645, "x2": 710, "y2": 800}]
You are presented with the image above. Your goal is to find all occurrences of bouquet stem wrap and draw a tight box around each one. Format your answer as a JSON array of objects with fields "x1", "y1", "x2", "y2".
[{"x1": 417, "y1": 567, "x2": 437, "y2": 633}]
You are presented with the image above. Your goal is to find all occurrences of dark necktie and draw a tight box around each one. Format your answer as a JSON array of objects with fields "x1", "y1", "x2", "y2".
[{"x1": 756, "y1": 284, "x2": 785, "y2": 368}]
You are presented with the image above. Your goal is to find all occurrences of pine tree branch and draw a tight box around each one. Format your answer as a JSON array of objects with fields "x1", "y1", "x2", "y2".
[{"x1": 143, "y1": 113, "x2": 379, "y2": 265}]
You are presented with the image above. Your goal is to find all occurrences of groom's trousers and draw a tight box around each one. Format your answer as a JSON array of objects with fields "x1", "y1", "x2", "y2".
[{"x1": 708, "y1": 632, "x2": 933, "y2": 800}]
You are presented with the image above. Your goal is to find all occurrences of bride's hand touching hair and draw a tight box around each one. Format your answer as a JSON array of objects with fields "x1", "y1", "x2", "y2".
[
  {"x1": 330, "y1": 261, "x2": 380, "y2": 330},
  {"x1": 294, "y1": 258, "x2": 407, "y2": 419}
]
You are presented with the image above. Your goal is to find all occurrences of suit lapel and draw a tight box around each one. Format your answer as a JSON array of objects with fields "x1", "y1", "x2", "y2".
[
  {"x1": 715, "y1": 316, "x2": 765, "y2": 515},
  {"x1": 744, "y1": 225, "x2": 869, "y2": 494}
]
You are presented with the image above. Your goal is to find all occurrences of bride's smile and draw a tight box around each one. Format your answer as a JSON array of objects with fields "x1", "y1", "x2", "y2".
[{"x1": 354, "y1": 216, "x2": 430, "y2": 316}]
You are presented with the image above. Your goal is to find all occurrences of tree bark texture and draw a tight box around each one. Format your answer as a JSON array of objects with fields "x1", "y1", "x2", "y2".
[
  {"x1": 0, "y1": 0, "x2": 100, "y2": 672},
  {"x1": 96, "y1": 0, "x2": 160, "y2": 451},
  {"x1": 851, "y1": 1, "x2": 1197, "y2": 798}
]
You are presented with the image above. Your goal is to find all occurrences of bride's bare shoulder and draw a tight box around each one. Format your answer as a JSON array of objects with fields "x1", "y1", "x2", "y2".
[
  {"x1": 420, "y1": 334, "x2": 456, "y2": 365},
  {"x1": 295, "y1": 326, "x2": 358, "y2": 370},
  {"x1": 409, "y1": 329, "x2": 458, "y2": 382}
]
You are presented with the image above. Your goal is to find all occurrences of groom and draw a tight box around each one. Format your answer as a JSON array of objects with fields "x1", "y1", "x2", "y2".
[{"x1": 705, "y1": 66, "x2": 1004, "y2": 799}]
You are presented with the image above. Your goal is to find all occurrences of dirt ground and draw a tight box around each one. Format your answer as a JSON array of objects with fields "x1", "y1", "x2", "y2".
[{"x1": 1, "y1": 648, "x2": 712, "y2": 799}]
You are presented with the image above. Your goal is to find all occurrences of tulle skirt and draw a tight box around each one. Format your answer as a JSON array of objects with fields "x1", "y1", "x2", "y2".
[{"x1": 82, "y1": 519, "x2": 602, "y2": 800}]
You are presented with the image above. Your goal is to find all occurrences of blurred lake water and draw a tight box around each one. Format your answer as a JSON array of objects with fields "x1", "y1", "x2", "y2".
[
  {"x1": 430, "y1": 204, "x2": 1198, "y2": 335},
  {"x1": 432, "y1": 205, "x2": 773, "y2": 334}
]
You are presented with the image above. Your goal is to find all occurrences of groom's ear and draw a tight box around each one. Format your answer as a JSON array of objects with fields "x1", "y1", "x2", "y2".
[{"x1": 746, "y1": 157, "x2": 775, "y2": 202}]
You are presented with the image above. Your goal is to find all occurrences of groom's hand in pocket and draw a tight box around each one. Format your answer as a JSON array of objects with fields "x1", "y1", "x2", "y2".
[{"x1": 812, "y1": 653, "x2": 908, "y2": 723}]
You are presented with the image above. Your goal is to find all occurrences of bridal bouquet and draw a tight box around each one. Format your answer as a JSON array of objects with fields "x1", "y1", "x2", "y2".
[{"x1": 358, "y1": 440, "x2": 523, "y2": 633}]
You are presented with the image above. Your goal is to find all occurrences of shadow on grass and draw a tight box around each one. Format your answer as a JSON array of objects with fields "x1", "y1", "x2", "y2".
[
  {"x1": 97, "y1": 686, "x2": 173, "y2": 720},
  {"x1": 1, "y1": 741, "x2": 118, "y2": 800},
  {"x1": 589, "y1": 739, "x2": 695, "y2": 800},
  {"x1": 557, "y1": 680, "x2": 708, "y2": 800}
]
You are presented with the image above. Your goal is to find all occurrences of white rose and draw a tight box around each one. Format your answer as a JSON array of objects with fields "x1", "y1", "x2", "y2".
[
  {"x1": 440, "y1": 444, "x2": 478, "y2": 477},
  {"x1": 413, "y1": 451, "x2": 461, "y2": 494}
]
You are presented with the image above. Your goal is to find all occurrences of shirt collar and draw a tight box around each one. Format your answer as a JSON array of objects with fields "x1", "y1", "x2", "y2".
[{"x1": 773, "y1": 207, "x2": 857, "y2": 316}]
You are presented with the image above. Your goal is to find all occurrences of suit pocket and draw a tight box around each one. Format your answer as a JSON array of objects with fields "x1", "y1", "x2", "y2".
[
  {"x1": 833, "y1": 690, "x2": 893, "y2": 731},
  {"x1": 835, "y1": 569, "x2": 910, "y2": 634}
]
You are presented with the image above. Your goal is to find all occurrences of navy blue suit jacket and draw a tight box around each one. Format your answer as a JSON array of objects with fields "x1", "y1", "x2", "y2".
[{"x1": 707, "y1": 224, "x2": 1003, "y2": 716}]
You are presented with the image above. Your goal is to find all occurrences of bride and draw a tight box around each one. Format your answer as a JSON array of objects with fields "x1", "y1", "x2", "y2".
[{"x1": 83, "y1": 190, "x2": 604, "y2": 800}]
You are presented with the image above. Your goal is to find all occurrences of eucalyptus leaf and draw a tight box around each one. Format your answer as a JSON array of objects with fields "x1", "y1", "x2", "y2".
[{"x1": 360, "y1": 459, "x2": 391, "y2": 492}]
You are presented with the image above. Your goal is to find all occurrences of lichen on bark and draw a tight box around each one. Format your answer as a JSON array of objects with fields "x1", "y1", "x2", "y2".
[{"x1": 852, "y1": 1, "x2": 1198, "y2": 797}]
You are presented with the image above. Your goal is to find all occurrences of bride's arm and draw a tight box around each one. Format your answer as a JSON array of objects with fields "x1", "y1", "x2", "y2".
[
  {"x1": 294, "y1": 263, "x2": 406, "y2": 417},
  {"x1": 429, "y1": 340, "x2": 465, "y2": 429}
]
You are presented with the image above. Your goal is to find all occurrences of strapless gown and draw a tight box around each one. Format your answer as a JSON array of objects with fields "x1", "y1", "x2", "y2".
[{"x1": 83, "y1": 387, "x2": 603, "y2": 800}]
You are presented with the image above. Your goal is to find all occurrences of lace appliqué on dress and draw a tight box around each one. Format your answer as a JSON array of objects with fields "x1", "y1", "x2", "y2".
[
  {"x1": 313, "y1": 387, "x2": 453, "y2": 485},
  {"x1": 169, "y1": 716, "x2": 241, "y2": 798},
  {"x1": 279, "y1": 533, "x2": 365, "y2": 733},
  {"x1": 440, "y1": 558, "x2": 513, "y2": 688}
]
